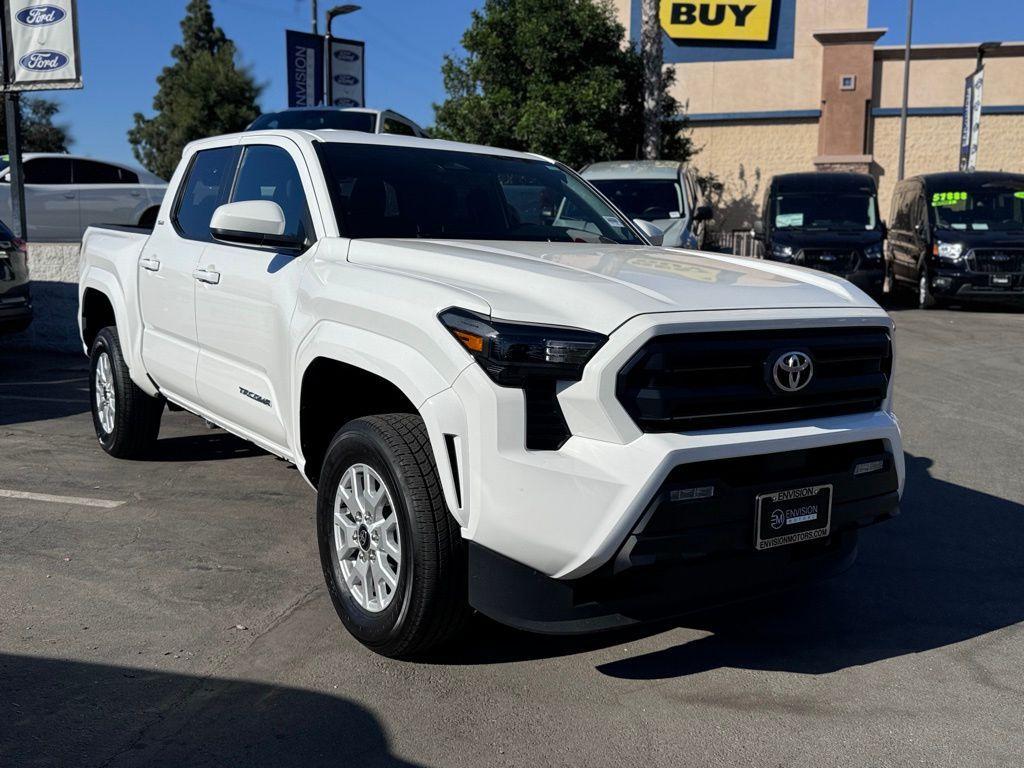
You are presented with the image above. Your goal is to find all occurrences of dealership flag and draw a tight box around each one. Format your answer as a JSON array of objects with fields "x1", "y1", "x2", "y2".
[
  {"x1": 2, "y1": 0, "x2": 81, "y2": 90},
  {"x1": 959, "y1": 67, "x2": 984, "y2": 172},
  {"x1": 328, "y1": 38, "x2": 365, "y2": 108},
  {"x1": 285, "y1": 30, "x2": 324, "y2": 107}
]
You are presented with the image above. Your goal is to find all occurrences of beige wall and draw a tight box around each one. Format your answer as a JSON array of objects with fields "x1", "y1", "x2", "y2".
[
  {"x1": 688, "y1": 118, "x2": 820, "y2": 230},
  {"x1": 874, "y1": 48, "x2": 1024, "y2": 109},
  {"x1": 872, "y1": 113, "x2": 1024, "y2": 219}
]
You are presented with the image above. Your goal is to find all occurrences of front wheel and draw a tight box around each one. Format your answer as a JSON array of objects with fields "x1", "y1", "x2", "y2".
[
  {"x1": 918, "y1": 268, "x2": 940, "y2": 309},
  {"x1": 317, "y1": 414, "x2": 467, "y2": 658},
  {"x1": 89, "y1": 326, "x2": 164, "y2": 458}
]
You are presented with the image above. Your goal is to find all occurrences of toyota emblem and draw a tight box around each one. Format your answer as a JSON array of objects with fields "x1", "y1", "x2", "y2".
[{"x1": 772, "y1": 351, "x2": 813, "y2": 393}]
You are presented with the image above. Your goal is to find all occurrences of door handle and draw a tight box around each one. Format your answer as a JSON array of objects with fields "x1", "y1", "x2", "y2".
[
  {"x1": 130, "y1": 191, "x2": 142, "y2": 197},
  {"x1": 63, "y1": 193, "x2": 76, "y2": 199},
  {"x1": 193, "y1": 267, "x2": 221, "y2": 285},
  {"x1": 140, "y1": 257, "x2": 161, "y2": 272}
]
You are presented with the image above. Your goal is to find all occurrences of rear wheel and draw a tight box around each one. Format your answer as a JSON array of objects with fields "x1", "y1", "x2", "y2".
[
  {"x1": 89, "y1": 326, "x2": 164, "y2": 458},
  {"x1": 317, "y1": 414, "x2": 467, "y2": 658},
  {"x1": 918, "y1": 268, "x2": 939, "y2": 309}
]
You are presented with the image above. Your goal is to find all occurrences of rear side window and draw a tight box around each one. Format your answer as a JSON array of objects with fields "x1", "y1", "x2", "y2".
[
  {"x1": 74, "y1": 160, "x2": 139, "y2": 184},
  {"x1": 24, "y1": 157, "x2": 73, "y2": 184},
  {"x1": 173, "y1": 147, "x2": 237, "y2": 242},
  {"x1": 230, "y1": 145, "x2": 313, "y2": 245},
  {"x1": 382, "y1": 117, "x2": 417, "y2": 137}
]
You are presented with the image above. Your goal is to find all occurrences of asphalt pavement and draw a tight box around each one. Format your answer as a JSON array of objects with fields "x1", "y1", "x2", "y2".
[{"x1": 2, "y1": 306, "x2": 1023, "y2": 767}]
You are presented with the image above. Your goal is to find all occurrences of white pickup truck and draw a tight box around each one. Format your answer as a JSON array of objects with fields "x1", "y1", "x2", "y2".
[{"x1": 78, "y1": 130, "x2": 904, "y2": 658}]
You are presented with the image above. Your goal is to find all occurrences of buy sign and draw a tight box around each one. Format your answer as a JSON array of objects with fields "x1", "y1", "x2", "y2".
[{"x1": 660, "y1": 0, "x2": 775, "y2": 43}]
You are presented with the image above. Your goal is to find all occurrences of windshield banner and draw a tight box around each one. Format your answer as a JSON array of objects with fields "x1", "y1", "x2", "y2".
[{"x1": 2, "y1": 0, "x2": 81, "y2": 91}]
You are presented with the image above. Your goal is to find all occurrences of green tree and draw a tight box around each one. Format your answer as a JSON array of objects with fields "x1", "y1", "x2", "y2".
[
  {"x1": 433, "y1": 0, "x2": 692, "y2": 169},
  {"x1": 0, "y1": 97, "x2": 72, "y2": 154},
  {"x1": 128, "y1": 0, "x2": 262, "y2": 179}
]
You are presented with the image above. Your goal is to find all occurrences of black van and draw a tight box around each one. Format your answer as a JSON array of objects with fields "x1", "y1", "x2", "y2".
[
  {"x1": 0, "y1": 221, "x2": 30, "y2": 335},
  {"x1": 754, "y1": 172, "x2": 885, "y2": 296},
  {"x1": 886, "y1": 171, "x2": 1024, "y2": 308}
]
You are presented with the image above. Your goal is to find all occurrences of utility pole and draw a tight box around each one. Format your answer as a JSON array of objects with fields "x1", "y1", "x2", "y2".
[
  {"x1": 312, "y1": 0, "x2": 318, "y2": 34},
  {"x1": 896, "y1": 0, "x2": 914, "y2": 181},
  {"x1": 640, "y1": 0, "x2": 662, "y2": 160},
  {"x1": 4, "y1": 93, "x2": 26, "y2": 241}
]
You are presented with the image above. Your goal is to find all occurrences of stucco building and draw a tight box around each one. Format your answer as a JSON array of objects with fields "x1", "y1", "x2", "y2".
[{"x1": 613, "y1": 0, "x2": 1024, "y2": 233}]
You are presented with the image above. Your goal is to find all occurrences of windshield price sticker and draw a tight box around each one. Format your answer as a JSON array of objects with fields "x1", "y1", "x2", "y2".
[
  {"x1": 775, "y1": 213, "x2": 804, "y2": 227},
  {"x1": 1015, "y1": 191, "x2": 1024, "y2": 200},
  {"x1": 932, "y1": 191, "x2": 967, "y2": 207}
]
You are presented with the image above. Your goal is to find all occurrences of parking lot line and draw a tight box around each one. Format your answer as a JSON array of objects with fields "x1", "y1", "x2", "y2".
[{"x1": 0, "y1": 489, "x2": 125, "y2": 509}]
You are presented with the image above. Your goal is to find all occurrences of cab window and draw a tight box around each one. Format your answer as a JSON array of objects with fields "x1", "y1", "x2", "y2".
[
  {"x1": 230, "y1": 145, "x2": 313, "y2": 246},
  {"x1": 382, "y1": 118, "x2": 417, "y2": 137},
  {"x1": 173, "y1": 147, "x2": 237, "y2": 242}
]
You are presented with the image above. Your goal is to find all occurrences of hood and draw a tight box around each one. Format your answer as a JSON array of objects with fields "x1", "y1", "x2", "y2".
[
  {"x1": 347, "y1": 239, "x2": 879, "y2": 334},
  {"x1": 771, "y1": 229, "x2": 884, "y2": 250}
]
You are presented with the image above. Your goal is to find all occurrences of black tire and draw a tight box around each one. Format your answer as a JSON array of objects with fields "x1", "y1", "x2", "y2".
[
  {"x1": 918, "y1": 267, "x2": 940, "y2": 309},
  {"x1": 317, "y1": 414, "x2": 467, "y2": 658},
  {"x1": 89, "y1": 326, "x2": 164, "y2": 458}
]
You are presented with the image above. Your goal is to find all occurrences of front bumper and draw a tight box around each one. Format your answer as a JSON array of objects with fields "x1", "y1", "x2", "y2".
[
  {"x1": 468, "y1": 440, "x2": 899, "y2": 633},
  {"x1": 932, "y1": 268, "x2": 1024, "y2": 303}
]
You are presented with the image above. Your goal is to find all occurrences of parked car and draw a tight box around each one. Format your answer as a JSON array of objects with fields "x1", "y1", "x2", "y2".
[
  {"x1": 754, "y1": 172, "x2": 885, "y2": 296},
  {"x1": 247, "y1": 107, "x2": 427, "y2": 137},
  {"x1": 581, "y1": 160, "x2": 713, "y2": 249},
  {"x1": 79, "y1": 130, "x2": 902, "y2": 658},
  {"x1": 0, "y1": 154, "x2": 166, "y2": 242},
  {"x1": 886, "y1": 171, "x2": 1024, "y2": 308},
  {"x1": 0, "y1": 220, "x2": 30, "y2": 334}
]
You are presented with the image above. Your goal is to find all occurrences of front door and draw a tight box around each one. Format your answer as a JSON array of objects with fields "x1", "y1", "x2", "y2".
[
  {"x1": 139, "y1": 145, "x2": 237, "y2": 405},
  {"x1": 194, "y1": 141, "x2": 319, "y2": 451}
]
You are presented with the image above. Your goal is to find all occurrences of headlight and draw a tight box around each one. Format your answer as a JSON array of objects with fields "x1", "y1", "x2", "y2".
[
  {"x1": 934, "y1": 241, "x2": 964, "y2": 263},
  {"x1": 863, "y1": 243, "x2": 883, "y2": 261},
  {"x1": 439, "y1": 308, "x2": 606, "y2": 387},
  {"x1": 771, "y1": 245, "x2": 794, "y2": 261}
]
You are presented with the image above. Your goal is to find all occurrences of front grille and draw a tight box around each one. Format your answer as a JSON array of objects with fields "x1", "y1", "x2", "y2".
[
  {"x1": 798, "y1": 249, "x2": 859, "y2": 275},
  {"x1": 617, "y1": 327, "x2": 892, "y2": 432},
  {"x1": 970, "y1": 249, "x2": 1024, "y2": 274}
]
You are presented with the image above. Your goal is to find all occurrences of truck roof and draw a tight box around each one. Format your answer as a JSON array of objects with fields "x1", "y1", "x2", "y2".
[
  {"x1": 189, "y1": 129, "x2": 556, "y2": 165},
  {"x1": 906, "y1": 170, "x2": 1024, "y2": 190},
  {"x1": 770, "y1": 172, "x2": 877, "y2": 194}
]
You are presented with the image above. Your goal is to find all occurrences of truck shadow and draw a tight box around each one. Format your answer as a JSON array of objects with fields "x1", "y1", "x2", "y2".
[
  {"x1": 595, "y1": 452, "x2": 1024, "y2": 679},
  {"x1": 0, "y1": 653, "x2": 426, "y2": 768},
  {"x1": 0, "y1": 348, "x2": 90, "y2": 426}
]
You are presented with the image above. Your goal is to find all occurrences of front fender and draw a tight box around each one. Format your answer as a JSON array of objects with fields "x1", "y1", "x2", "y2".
[{"x1": 292, "y1": 320, "x2": 472, "y2": 519}]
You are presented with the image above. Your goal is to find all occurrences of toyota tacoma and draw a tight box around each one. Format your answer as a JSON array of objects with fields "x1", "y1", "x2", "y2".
[{"x1": 78, "y1": 130, "x2": 903, "y2": 658}]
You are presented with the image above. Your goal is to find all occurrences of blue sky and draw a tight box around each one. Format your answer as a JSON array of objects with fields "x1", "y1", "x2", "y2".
[{"x1": 52, "y1": 0, "x2": 1024, "y2": 169}]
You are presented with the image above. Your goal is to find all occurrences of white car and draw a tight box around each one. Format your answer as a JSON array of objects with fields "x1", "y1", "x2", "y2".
[
  {"x1": 582, "y1": 160, "x2": 713, "y2": 249},
  {"x1": 78, "y1": 130, "x2": 903, "y2": 658},
  {"x1": 0, "y1": 153, "x2": 166, "y2": 242}
]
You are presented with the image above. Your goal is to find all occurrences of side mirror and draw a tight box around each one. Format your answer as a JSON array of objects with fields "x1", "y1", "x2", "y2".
[
  {"x1": 633, "y1": 218, "x2": 664, "y2": 246},
  {"x1": 210, "y1": 200, "x2": 304, "y2": 249},
  {"x1": 693, "y1": 204, "x2": 714, "y2": 223},
  {"x1": 752, "y1": 220, "x2": 765, "y2": 240}
]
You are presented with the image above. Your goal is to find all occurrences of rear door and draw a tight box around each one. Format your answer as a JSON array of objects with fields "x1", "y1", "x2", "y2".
[
  {"x1": 139, "y1": 145, "x2": 237, "y2": 405},
  {"x1": 194, "y1": 138, "x2": 319, "y2": 451},
  {"x1": 21, "y1": 157, "x2": 78, "y2": 241},
  {"x1": 74, "y1": 159, "x2": 144, "y2": 231}
]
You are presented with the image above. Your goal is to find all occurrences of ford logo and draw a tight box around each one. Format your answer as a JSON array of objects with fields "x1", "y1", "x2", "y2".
[
  {"x1": 332, "y1": 97, "x2": 361, "y2": 108},
  {"x1": 333, "y1": 49, "x2": 359, "y2": 62},
  {"x1": 15, "y1": 4, "x2": 66, "y2": 26},
  {"x1": 19, "y1": 50, "x2": 69, "y2": 71},
  {"x1": 333, "y1": 73, "x2": 359, "y2": 85}
]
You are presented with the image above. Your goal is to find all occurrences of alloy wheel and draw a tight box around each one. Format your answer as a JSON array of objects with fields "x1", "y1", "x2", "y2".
[{"x1": 94, "y1": 352, "x2": 116, "y2": 435}]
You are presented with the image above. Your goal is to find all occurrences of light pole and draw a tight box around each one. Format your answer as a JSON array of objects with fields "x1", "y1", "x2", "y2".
[
  {"x1": 325, "y1": 4, "x2": 361, "y2": 106},
  {"x1": 896, "y1": 0, "x2": 914, "y2": 181},
  {"x1": 312, "y1": 0, "x2": 318, "y2": 34}
]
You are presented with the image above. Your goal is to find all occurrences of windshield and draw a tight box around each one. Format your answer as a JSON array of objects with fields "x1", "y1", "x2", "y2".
[
  {"x1": 589, "y1": 179, "x2": 682, "y2": 221},
  {"x1": 249, "y1": 110, "x2": 376, "y2": 132},
  {"x1": 317, "y1": 143, "x2": 643, "y2": 244},
  {"x1": 774, "y1": 193, "x2": 878, "y2": 231},
  {"x1": 930, "y1": 183, "x2": 1024, "y2": 231}
]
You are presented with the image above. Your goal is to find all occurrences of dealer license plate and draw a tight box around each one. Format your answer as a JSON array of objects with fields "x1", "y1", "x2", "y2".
[
  {"x1": 755, "y1": 485, "x2": 832, "y2": 551},
  {"x1": 991, "y1": 274, "x2": 1012, "y2": 287}
]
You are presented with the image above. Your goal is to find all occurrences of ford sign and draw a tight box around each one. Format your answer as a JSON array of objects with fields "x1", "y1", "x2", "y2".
[
  {"x1": 333, "y1": 98, "x2": 361, "y2": 108},
  {"x1": 15, "y1": 4, "x2": 66, "y2": 26},
  {"x1": 334, "y1": 49, "x2": 360, "y2": 62},
  {"x1": 333, "y1": 74, "x2": 359, "y2": 86},
  {"x1": 19, "y1": 50, "x2": 69, "y2": 71}
]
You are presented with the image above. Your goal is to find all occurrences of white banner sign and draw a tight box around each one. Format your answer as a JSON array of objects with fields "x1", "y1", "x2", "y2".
[
  {"x1": 328, "y1": 38, "x2": 364, "y2": 108},
  {"x1": 3, "y1": 0, "x2": 81, "y2": 90}
]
